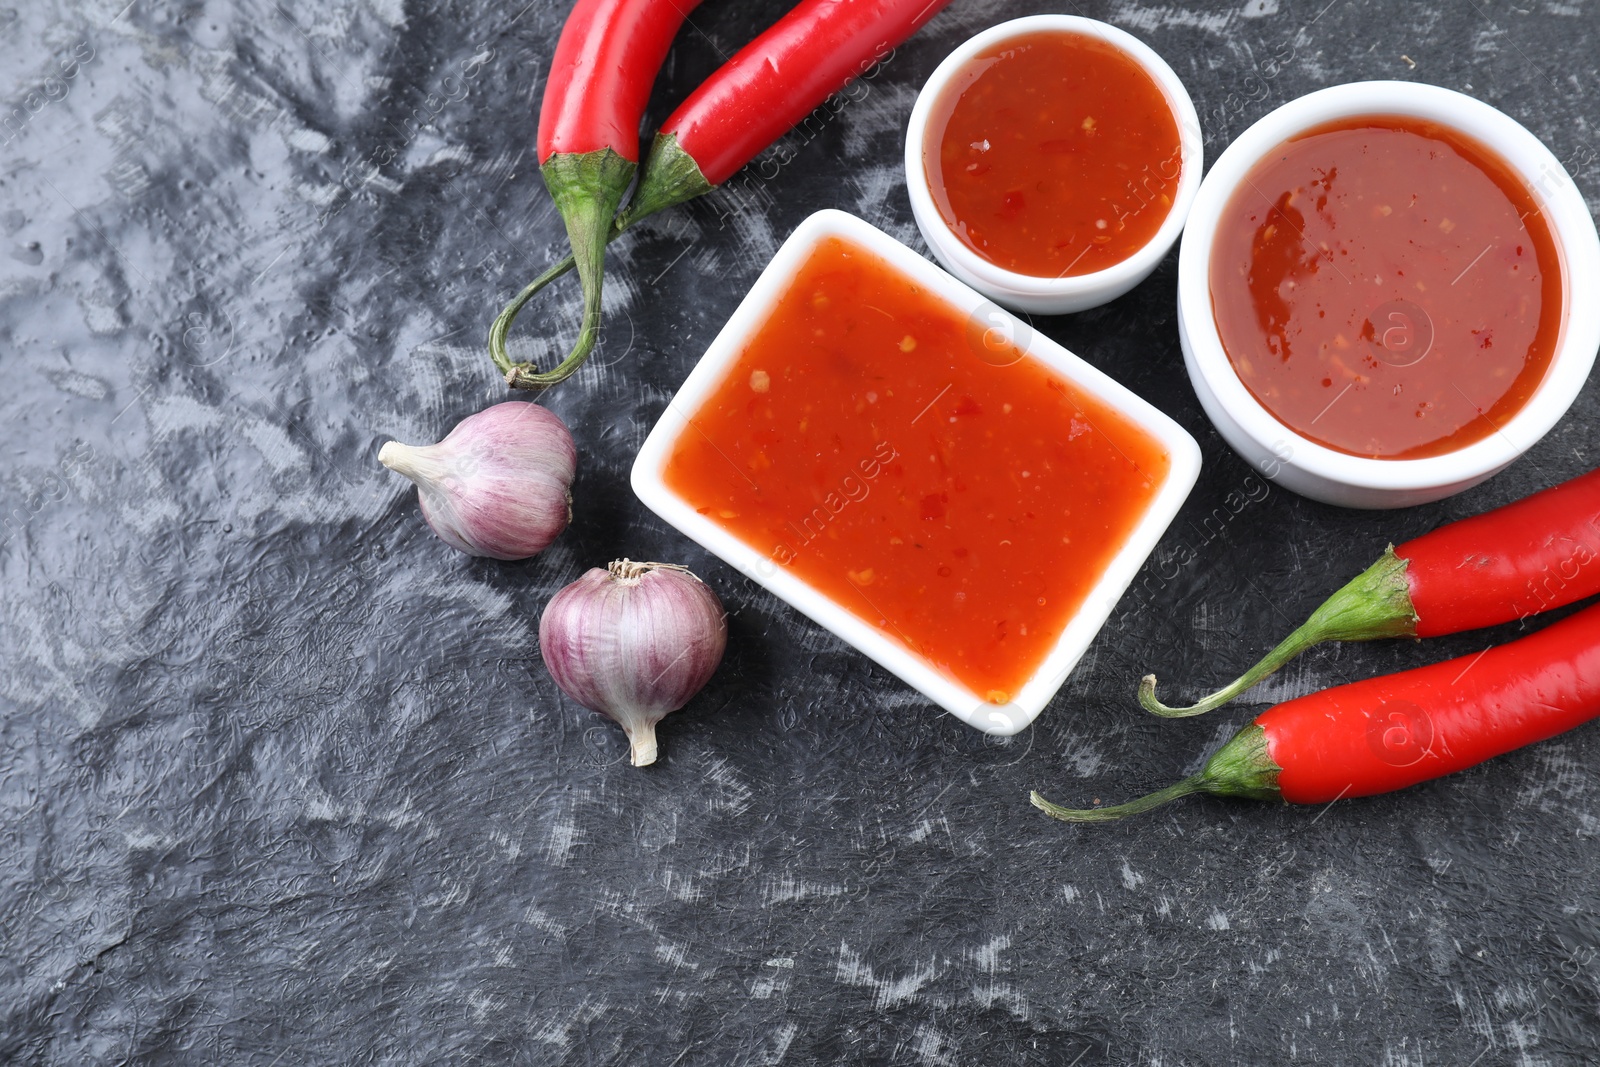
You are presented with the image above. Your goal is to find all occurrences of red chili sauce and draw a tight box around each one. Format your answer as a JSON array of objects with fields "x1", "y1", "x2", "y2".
[
  {"x1": 1209, "y1": 116, "x2": 1564, "y2": 459},
  {"x1": 663, "y1": 236, "x2": 1171, "y2": 701},
  {"x1": 924, "y1": 31, "x2": 1183, "y2": 278}
]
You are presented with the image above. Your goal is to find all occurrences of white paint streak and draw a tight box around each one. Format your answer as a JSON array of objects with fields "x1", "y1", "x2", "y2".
[
  {"x1": 836, "y1": 941, "x2": 938, "y2": 1009},
  {"x1": 366, "y1": 0, "x2": 408, "y2": 28},
  {"x1": 909, "y1": 1023, "x2": 958, "y2": 1066},
  {"x1": 1112, "y1": 1, "x2": 1235, "y2": 34},
  {"x1": 238, "y1": 416, "x2": 307, "y2": 476},
  {"x1": 147, "y1": 394, "x2": 224, "y2": 437},
  {"x1": 79, "y1": 296, "x2": 127, "y2": 334},
  {"x1": 284, "y1": 126, "x2": 332, "y2": 154},
  {"x1": 1054, "y1": 733, "x2": 1105, "y2": 778},
  {"x1": 1121, "y1": 860, "x2": 1146, "y2": 890},
  {"x1": 763, "y1": 874, "x2": 846, "y2": 906},
  {"x1": 701, "y1": 755, "x2": 754, "y2": 816},
  {"x1": 968, "y1": 934, "x2": 1009, "y2": 973},
  {"x1": 544, "y1": 814, "x2": 579, "y2": 865},
  {"x1": 653, "y1": 937, "x2": 699, "y2": 971}
]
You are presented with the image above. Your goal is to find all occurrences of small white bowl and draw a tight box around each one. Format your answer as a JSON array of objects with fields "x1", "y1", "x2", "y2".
[
  {"x1": 904, "y1": 15, "x2": 1204, "y2": 315},
  {"x1": 632, "y1": 210, "x2": 1201, "y2": 735},
  {"x1": 1179, "y1": 81, "x2": 1600, "y2": 509}
]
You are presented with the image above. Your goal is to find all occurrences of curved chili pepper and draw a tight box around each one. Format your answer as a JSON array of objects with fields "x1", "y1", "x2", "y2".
[
  {"x1": 491, "y1": 0, "x2": 954, "y2": 389},
  {"x1": 1034, "y1": 598, "x2": 1600, "y2": 821},
  {"x1": 498, "y1": 0, "x2": 702, "y2": 391},
  {"x1": 624, "y1": 0, "x2": 954, "y2": 217},
  {"x1": 1140, "y1": 467, "x2": 1600, "y2": 717}
]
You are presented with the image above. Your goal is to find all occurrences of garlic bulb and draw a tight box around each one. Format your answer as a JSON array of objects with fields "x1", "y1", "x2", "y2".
[
  {"x1": 379, "y1": 401, "x2": 576, "y2": 560},
  {"x1": 539, "y1": 560, "x2": 728, "y2": 766}
]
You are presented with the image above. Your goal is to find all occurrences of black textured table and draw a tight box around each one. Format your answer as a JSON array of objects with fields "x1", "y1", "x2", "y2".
[{"x1": 6, "y1": 1, "x2": 1600, "y2": 1063}]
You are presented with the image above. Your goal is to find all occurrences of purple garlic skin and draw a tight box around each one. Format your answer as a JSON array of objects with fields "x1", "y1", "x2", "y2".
[
  {"x1": 379, "y1": 401, "x2": 577, "y2": 561},
  {"x1": 539, "y1": 560, "x2": 728, "y2": 767}
]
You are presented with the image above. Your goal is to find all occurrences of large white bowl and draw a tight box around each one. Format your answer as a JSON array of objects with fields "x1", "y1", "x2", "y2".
[
  {"x1": 905, "y1": 15, "x2": 1204, "y2": 315},
  {"x1": 632, "y1": 210, "x2": 1201, "y2": 735},
  {"x1": 1178, "y1": 81, "x2": 1600, "y2": 509}
]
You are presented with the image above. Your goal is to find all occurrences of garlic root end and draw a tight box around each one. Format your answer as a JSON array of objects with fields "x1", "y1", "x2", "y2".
[
  {"x1": 628, "y1": 723, "x2": 659, "y2": 767},
  {"x1": 378, "y1": 441, "x2": 416, "y2": 475}
]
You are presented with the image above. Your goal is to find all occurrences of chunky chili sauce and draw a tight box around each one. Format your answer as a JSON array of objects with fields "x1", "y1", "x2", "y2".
[
  {"x1": 1209, "y1": 116, "x2": 1563, "y2": 459},
  {"x1": 663, "y1": 237, "x2": 1170, "y2": 701},
  {"x1": 925, "y1": 31, "x2": 1182, "y2": 278}
]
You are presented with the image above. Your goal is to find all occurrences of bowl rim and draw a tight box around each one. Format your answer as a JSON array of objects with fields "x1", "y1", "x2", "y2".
[
  {"x1": 631, "y1": 209, "x2": 1202, "y2": 735},
  {"x1": 1177, "y1": 79, "x2": 1600, "y2": 492},
  {"x1": 903, "y1": 13, "x2": 1205, "y2": 300}
]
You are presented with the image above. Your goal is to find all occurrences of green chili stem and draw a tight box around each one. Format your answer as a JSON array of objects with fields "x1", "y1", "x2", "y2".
[
  {"x1": 1031, "y1": 725, "x2": 1283, "y2": 825},
  {"x1": 1031, "y1": 778, "x2": 1205, "y2": 822},
  {"x1": 490, "y1": 134, "x2": 713, "y2": 391},
  {"x1": 1138, "y1": 547, "x2": 1419, "y2": 718},
  {"x1": 493, "y1": 149, "x2": 634, "y2": 391}
]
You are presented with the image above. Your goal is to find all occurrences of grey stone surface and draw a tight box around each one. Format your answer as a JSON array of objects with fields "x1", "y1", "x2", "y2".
[{"x1": 4, "y1": 0, "x2": 1600, "y2": 1063}]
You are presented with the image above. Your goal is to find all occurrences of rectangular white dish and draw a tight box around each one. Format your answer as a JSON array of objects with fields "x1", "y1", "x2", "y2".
[{"x1": 631, "y1": 209, "x2": 1201, "y2": 734}]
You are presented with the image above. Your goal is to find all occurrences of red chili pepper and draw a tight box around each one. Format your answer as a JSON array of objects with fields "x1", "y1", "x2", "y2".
[
  {"x1": 491, "y1": 0, "x2": 954, "y2": 389},
  {"x1": 498, "y1": 0, "x2": 702, "y2": 391},
  {"x1": 1034, "y1": 598, "x2": 1600, "y2": 821},
  {"x1": 1140, "y1": 467, "x2": 1600, "y2": 717},
  {"x1": 627, "y1": 0, "x2": 954, "y2": 207},
  {"x1": 537, "y1": 0, "x2": 700, "y2": 165}
]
